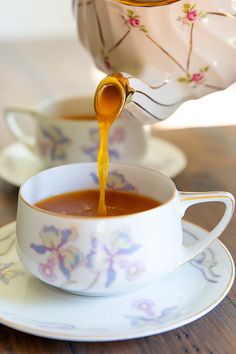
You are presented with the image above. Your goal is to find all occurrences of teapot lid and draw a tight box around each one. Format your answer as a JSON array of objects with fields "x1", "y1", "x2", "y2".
[{"x1": 116, "y1": 0, "x2": 180, "y2": 7}]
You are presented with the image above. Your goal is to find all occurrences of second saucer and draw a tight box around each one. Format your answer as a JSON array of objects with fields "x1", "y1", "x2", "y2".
[{"x1": 0, "y1": 136, "x2": 186, "y2": 188}]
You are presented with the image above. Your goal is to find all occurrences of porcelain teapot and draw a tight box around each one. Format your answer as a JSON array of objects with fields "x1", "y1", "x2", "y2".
[{"x1": 74, "y1": 0, "x2": 236, "y2": 123}]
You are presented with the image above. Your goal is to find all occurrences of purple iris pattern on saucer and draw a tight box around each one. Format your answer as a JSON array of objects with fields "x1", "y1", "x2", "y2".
[
  {"x1": 184, "y1": 228, "x2": 221, "y2": 283},
  {"x1": 0, "y1": 262, "x2": 24, "y2": 285},
  {"x1": 2, "y1": 313, "x2": 76, "y2": 330},
  {"x1": 91, "y1": 171, "x2": 136, "y2": 191},
  {"x1": 190, "y1": 248, "x2": 220, "y2": 283},
  {"x1": 125, "y1": 299, "x2": 178, "y2": 327}
]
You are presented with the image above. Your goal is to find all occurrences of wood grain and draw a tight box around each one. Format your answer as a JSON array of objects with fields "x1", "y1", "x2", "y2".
[{"x1": 0, "y1": 39, "x2": 235, "y2": 354}]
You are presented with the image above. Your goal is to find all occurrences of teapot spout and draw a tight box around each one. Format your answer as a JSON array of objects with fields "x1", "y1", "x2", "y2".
[
  {"x1": 124, "y1": 74, "x2": 192, "y2": 124},
  {"x1": 95, "y1": 72, "x2": 188, "y2": 124}
]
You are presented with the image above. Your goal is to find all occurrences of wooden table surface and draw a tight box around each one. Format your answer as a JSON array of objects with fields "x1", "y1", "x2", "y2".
[{"x1": 0, "y1": 39, "x2": 235, "y2": 354}]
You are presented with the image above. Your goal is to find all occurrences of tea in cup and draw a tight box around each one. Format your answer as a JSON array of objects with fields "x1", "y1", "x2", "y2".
[
  {"x1": 16, "y1": 163, "x2": 234, "y2": 296},
  {"x1": 5, "y1": 96, "x2": 147, "y2": 167}
]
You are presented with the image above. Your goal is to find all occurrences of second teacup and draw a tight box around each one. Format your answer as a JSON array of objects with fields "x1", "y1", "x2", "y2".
[{"x1": 5, "y1": 95, "x2": 147, "y2": 167}]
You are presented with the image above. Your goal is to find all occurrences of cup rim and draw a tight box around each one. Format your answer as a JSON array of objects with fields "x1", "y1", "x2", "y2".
[
  {"x1": 19, "y1": 162, "x2": 177, "y2": 220},
  {"x1": 36, "y1": 94, "x2": 95, "y2": 122}
]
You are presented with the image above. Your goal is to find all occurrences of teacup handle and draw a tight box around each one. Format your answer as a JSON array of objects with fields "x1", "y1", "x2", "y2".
[
  {"x1": 178, "y1": 191, "x2": 235, "y2": 266},
  {"x1": 4, "y1": 105, "x2": 38, "y2": 151}
]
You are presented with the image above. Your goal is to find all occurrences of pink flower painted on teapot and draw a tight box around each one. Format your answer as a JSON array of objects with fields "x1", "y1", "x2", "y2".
[
  {"x1": 178, "y1": 66, "x2": 209, "y2": 87},
  {"x1": 75, "y1": 0, "x2": 236, "y2": 123},
  {"x1": 191, "y1": 72, "x2": 204, "y2": 83},
  {"x1": 178, "y1": 3, "x2": 206, "y2": 25},
  {"x1": 187, "y1": 9, "x2": 198, "y2": 21},
  {"x1": 122, "y1": 10, "x2": 148, "y2": 33},
  {"x1": 127, "y1": 17, "x2": 140, "y2": 27}
]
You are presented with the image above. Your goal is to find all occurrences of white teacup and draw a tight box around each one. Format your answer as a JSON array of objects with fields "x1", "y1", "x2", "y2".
[
  {"x1": 5, "y1": 96, "x2": 147, "y2": 167},
  {"x1": 16, "y1": 163, "x2": 234, "y2": 296}
]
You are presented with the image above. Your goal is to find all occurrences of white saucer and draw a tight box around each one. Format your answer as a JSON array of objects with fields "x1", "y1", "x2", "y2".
[
  {"x1": 0, "y1": 143, "x2": 44, "y2": 187},
  {"x1": 0, "y1": 221, "x2": 233, "y2": 341},
  {"x1": 0, "y1": 138, "x2": 186, "y2": 187},
  {"x1": 138, "y1": 136, "x2": 187, "y2": 178}
]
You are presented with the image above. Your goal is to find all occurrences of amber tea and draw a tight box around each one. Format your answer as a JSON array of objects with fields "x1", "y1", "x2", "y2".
[{"x1": 35, "y1": 189, "x2": 161, "y2": 217}]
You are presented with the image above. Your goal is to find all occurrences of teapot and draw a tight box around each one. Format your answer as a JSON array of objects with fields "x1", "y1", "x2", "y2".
[{"x1": 74, "y1": 0, "x2": 236, "y2": 123}]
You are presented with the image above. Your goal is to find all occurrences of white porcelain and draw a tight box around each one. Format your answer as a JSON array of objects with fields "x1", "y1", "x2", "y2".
[
  {"x1": 0, "y1": 137, "x2": 187, "y2": 187},
  {"x1": 16, "y1": 162, "x2": 234, "y2": 296},
  {"x1": 138, "y1": 136, "x2": 187, "y2": 177},
  {"x1": 74, "y1": 0, "x2": 236, "y2": 123},
  {"x1": 0, "y1": 220, "x2": 234, "y2": 340},
  {"x1": 5, "y1": 95, "x2": 147, "y2": 167},
  {"x1": 0, "y1": 143, "x2": 44, "y2": 187}
]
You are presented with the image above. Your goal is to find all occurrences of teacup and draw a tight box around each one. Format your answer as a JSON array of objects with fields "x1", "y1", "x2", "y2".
[
  {"x1": 16, "y1": 163, "x2": 234, "y2": 296},
  {"x1": 5, "y1": 96, "x2": 147, "y2": 167}
]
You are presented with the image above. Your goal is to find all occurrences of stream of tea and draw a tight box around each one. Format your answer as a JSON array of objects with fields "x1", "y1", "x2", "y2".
[
  {"x1": 95, "y1": 82, "x2": 123, "y2": 216},
  {"x1": 94, "y1": 74, "x2": 133, "y2": 216}
]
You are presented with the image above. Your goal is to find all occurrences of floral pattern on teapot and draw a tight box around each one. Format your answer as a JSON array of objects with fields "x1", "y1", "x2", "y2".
[
  {"x1": 75, "y1": 0, "x2": 236, "y2": 119},
  {"x1": 178, "y1": 3, "x2": 206, "y2": 26}
]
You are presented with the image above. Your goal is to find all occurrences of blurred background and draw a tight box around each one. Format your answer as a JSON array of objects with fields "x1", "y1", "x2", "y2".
[{"x1": 0, "y1": 0, "x2": 236, "y2": 133}]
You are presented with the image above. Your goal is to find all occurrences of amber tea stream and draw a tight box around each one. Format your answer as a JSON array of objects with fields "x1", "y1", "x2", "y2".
[{"x1": 94, "y1": 73, "x2": 133, "y2": 216}]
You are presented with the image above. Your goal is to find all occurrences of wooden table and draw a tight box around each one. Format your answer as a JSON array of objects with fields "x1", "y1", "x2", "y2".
[{"x1": 0, "y1": 39, "x2": 235, "y2": 354}]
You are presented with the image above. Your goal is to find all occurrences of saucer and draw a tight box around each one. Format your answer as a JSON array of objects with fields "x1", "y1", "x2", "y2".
[
  {"x1": 138, "y1": 136, "x2": 187, "y2": 178},
  {"x1": 0, "y1": 143, "x2": 44, "y2": 187},
  {"x1": 0, "y1": 221, "x2": 233, "y2": 341},
  {"x1": 0, "y1": 137, "x2": 186, "y2": 187}
]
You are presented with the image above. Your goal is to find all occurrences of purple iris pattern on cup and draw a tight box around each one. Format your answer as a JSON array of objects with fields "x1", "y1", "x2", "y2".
[
  {"x1": 38, "y1": 126, "x2": 71, "y2": 161},
  {"x1": 31, "y1": 226, "x2": 83, "y2": 282},
  {"x1": 91, "y1": 171, "x2": 136, "y2": 192},
  {"x1": 86, "y1": 229, "x2": 145, "y2": 288},
  {"x1": 31, "y1": 226, "x2": 144, "y2": 289},
  {"x1": 126, "y1": 299, "x2": 177, "y2": 327},
  {"x1": 82, "y1": 126, "x2": 125, "y2": 161}
]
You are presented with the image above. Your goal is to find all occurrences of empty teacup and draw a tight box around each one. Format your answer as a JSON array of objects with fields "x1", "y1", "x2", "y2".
[
  {"x1": 5, "y1": 96, "x2": 147, "y2": 167},
  {"x1": 16, "y1": 163, "x2": 234, "y2": 296}
]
